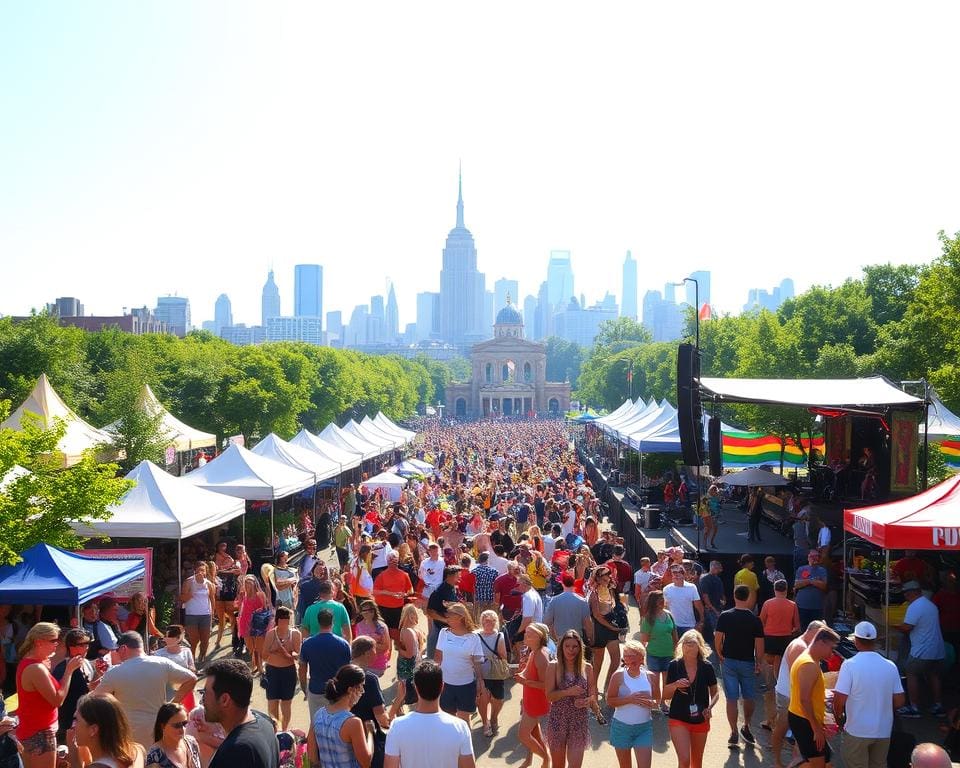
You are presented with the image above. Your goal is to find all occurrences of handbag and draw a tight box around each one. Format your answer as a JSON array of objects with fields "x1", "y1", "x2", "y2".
[
  {"x1": 259, "y1": 665, "x2": 270, "y2": 690},
  {"x1": 478, "y1": 633, "x2": 510, "y2": 681},
  {"x1": 250, "y1": 606, "x2": 273, "y2": 637},
  {"x1": 604, "y1": 601, "x2": 628, "y2": 630}
]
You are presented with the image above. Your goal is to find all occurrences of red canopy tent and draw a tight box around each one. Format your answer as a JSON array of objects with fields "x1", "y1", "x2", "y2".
[
  {"x1": 844, "y1": 473, "x2": 960, "y2": 550},
  {"x1": 843, "y1": 473, "x2": 960, "y2": 652}
]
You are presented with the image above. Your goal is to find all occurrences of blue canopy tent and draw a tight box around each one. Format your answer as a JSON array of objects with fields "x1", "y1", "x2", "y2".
[{"x1": 0, "y1": 543, "x2": 145, "y2": 606}]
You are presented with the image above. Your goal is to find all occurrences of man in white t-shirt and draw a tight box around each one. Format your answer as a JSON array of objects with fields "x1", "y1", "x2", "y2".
[
  {"x1": 517, "y1": 574, "x2": 544, "y2": 635},
  {"x1": 94, "y1": 632, "x2": 197, "y2": 748},
  {"x1": 561, "y1": 501, "x2": 576, "y2": 537},
  {"x1": 895, "y1": 581, "x2": 946, "y2": 717},
  {"x1": 633, "y1": 557, "x2": 654, "y2": 606},
  {"x1": 418, "y1": 543, "x2": 445, "y2": 598},
  {"x1": 832, "y1": 621, "x2": 905, "y2": 768},
  {"x1": 485, "y1": 546, "x2": 510, "y2": 577},
  {"x1": 385, "y1": 660, "x2": 475, "y2": 768},
  {"x1": 662, "y1": 565, "x2": 703, "y2": 636}
]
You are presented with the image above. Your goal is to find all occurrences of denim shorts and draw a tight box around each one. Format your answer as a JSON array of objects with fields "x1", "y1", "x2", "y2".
[
  {"x1": 721, "y1": 658, "x2": 757, "y2": 700},
  {"x1": 646, "y1": 654, "x2": 673, "y2": 673},
  {"x1": 610, "y1": 718, "x2": 653, "y2": 749},
  {"x1": 440, "y1": 680, "x2": 478, "y2": 714}
]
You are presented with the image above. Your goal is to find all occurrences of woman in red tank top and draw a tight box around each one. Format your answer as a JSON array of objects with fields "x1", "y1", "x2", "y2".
[
  {"x1": 16, "y1": 623, "x2": 83, "y2": 768},
  {"x1": 513, "y1": 622, "x2": 551, "y2": 768}
]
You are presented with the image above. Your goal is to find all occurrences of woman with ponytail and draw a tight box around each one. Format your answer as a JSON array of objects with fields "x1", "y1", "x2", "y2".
[{"x1": 306, "y1": 664, "x2": 372, "y2": 768}]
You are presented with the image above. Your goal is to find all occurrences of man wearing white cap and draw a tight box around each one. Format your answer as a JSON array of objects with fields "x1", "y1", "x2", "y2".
[
  {"x1": 895, "y1": 580, "x2": 946, "y2": 717},
  {"x1": 832, "y1": 621, "x2": 905, "y2": 768}
]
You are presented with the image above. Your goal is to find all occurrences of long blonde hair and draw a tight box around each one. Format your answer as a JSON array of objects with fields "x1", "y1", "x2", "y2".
[
  {"x1": 19, "y1": 621, "x2": 59, "y2": 658},
  {"x1": 674, "y1": 629, "x2": 711, "y2": 662},
  {"x1": 445, "y1": 602, "x2": 476, "y2": 632},
  {"x1": 399, "y1": 604, "x2": 424, "y2": 652}
]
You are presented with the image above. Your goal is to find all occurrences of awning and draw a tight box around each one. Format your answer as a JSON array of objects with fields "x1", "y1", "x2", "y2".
[
  {"x1": 106, "y1": 384, "x2": 216, "y2": 452},
  {"x1": 699, "y1": 376, "x2": 924, "y2": 411},
  {"x1": 251, "y1": 433, "x2": 341, "y2": 483},
  {"x1": 183, "y1": 443, "x2": 316, "y2": 500},
  {"x1": 71, "y1": 460, "x2": 246, "y2": 539},
  {"x1": 844, "y1": 474, "x2": 960, "y2": 550},
  {"x1": 320, "y1": 424, "x2": 381, "y2": 461},
  {"x1": 0, "y1": 544, "x2": 145, "y2": 605},
  {"x1": 289, "y1": 429, "x2": 362, "y2": 472}
]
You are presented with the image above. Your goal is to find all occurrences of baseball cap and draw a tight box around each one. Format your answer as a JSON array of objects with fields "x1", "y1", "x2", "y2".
[
  {"x1": 851, "y1": 621, "x2": 877, "y2": 640},
  {"x1": 902, "y1": 580, "x2": 921, "y2": 592}
]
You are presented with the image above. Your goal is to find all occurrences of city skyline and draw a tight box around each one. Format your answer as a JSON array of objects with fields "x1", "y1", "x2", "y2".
[{"x1": 2, "y1": 4, "x2": 958, "y2": 329}]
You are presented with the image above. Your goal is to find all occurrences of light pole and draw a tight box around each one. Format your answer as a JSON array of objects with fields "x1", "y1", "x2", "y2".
[{"x1": 672, "y1": 276, "x2": 702, "y2": 552}]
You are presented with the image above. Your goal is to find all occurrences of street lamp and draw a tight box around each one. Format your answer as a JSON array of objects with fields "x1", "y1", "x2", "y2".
[{"x1": 670, "y1": 277, "x2": 700, "y2": 349}]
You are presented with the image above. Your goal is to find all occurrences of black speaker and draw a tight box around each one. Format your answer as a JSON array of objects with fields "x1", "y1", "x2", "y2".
[
  {"x1": 708, "y1": 416, "x2": 722, "y2": 475},
  {"x1": 677, "y1": 343, "x2": 705, "y2": 467}
]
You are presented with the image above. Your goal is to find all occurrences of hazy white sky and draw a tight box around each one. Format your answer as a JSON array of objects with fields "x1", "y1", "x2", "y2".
[{"x1": 3, "y1": 2, "x2": 959, "y2": 328}]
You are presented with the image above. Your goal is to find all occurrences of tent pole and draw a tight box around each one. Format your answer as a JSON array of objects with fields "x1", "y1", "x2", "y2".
[
  {"x1": 270, "y1": 500, "x2": 275, "y2": 558},
  {"x1": 885, "y1": 548, "x2": 891, "y2": 656},
  {"x1": 242, "y1": 512, "x2": 246, "y2": 548},
  {"x1": 842, "y1": 529, "x2": 847, "y2": 616},
  {"x1": 922, "y1": 381, "x2": 930, "y2": 490},
  {"x1": 177, "y1": 541, "x2": 182, "y2": 595}
]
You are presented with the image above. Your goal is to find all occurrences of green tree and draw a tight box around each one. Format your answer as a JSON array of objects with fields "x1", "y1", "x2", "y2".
[
  {"x1": 544, "y1": 337, "x2": 584, "y2": 387},
  {"x1": 0, "y1": 407, "x2": 131, "y2": 566},
  {"x1": 862, "y1": 263, "x2": 922, "y2": 327},
  {"x1": 593, "y1": 317, "x2": 652, "y2": 350}
]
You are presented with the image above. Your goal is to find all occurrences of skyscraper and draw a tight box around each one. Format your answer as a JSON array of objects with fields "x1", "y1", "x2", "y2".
[
  {"x1": 621, "y1": 251, "x2": 638, "y2": 319},
  {"x1": 494, "y1": 278, "x2": 519, "y2": 317},
  {"x1": 685, "y1": 270, "x2": 711, "y2": 312},
  {"x1": 522, "y1": 294, "x2": 537, "y2": 330},
  {"x1": 438, "y1": 170, "x2": 486, "y2": 345},
  {"x1": 294, "y1": 264, "x2": 323, "y2": 320},
  {"x1": 326, "y1": 311, "x2": 343, "y2": 346},
  {"x1": 262, "y1": 270, "x2": 280, "y2": 326},
  {"x1": 155, "y1": 296, "x2": 191, "y2": 337},
  {"x1": 214, "y1": 294, "x2": 232, "y2": 335},
  {"x1": 369, "y1": 295, "x2": 385, "y2": 344},
  {"x1": 385, "y1": 283, "x2": 399, "y2": 341},
  {"x1": 415, "y1": 291, "x2": 440, "y2": 342},
  {"x1": 546, "y1": 251, "x2": 575, "y2": 308}
]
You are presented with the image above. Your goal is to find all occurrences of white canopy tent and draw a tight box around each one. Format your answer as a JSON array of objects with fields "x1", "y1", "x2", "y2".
[
  {"x1": 362, "y1": 471, "x2": 407, "y2": 502},
  {"x1": 357, "y1": 417, "x2": 407, "y2": 449},
  {"x1": 601, "y1": 399, "x2": 655, "y2": 435},
  {"x1": 73, "y1": 460, "x2": 245, "y2": 539},
  {"x1": 594, "y1": 399, "x2": 635, "y2": 429},
  {"x1": 289, "y1": 429, "x2": 362, "y2": 472},
  {"x1": 184, "y1": 443, "x2": 316, "y2": 546},
  {"x1": 343, "y1": 420, "x2": 401, "y2": 452},
  {"x1": 106, "y1": 384, "x2": 215, "y2": 452},
  {"x1": 614, "y1": 400, "x2": 673, "y2": 442},
  {"x1": 699, "y1": 376, "x2": 924, "y2": 410},
  {"x1": 251, "y1": 433, "x2": 341, "y2": 483},
  {"x1": 925, "y1": 390, "x2": 960, "y2": 439},
  {"x1": 320, "y1": 423, "x2": 381, "y2": 461},
  {"x1": 372, "y1": 413, "x2": 415, "y2": 443},
  {"x1": 1, "y1": 374, "x2": 115, "y2": 467}
]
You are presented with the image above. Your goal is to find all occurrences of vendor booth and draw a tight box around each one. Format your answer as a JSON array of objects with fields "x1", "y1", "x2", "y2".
[
  {"x1": 290, "y1": 428, "x2": 362, "y2": 474},
  {"x1": 320, "y1": 423, "x2": 381, "y2": 462},
  {"x1": 371, "y1": 412, "x2": 416, "y2": 443},
  {"x1": 0, "y1": 543, "x2": 145, "y2": 605},
  {"x1": 843, "y1": 473, "x2": 960, "y2": 653},
  {"x1": 362, "y1": 471, "x2": 407, "y2": 502}
]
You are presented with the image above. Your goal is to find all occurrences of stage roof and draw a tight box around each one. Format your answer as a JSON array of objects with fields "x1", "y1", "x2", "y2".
[{"x1": 699, "y1": 376, "x2": 924, "y2": 411}]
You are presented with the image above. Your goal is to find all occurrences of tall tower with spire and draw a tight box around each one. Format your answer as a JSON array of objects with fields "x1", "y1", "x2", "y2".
[
  {"x1": 261, "y1": 269, "x2": 280, "y2": 327},
  {"x1": 385, "y1": 282, "x2": 400, "y2": 341},
  {"x1": 439, "y1": 167, "x2": 486, "y2": 345},
  {"x1": 621, "y1": 251, "x2": 638, "y2": 320}
]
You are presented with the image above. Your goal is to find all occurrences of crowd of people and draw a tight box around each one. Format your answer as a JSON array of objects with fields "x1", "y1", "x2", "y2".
[{"x1": 2, "y1": 419, "x2": 957, "y2": 768}]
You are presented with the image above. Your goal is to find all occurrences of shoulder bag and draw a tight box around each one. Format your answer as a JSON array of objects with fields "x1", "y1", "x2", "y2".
[{"x1": 478, "y1": 633, "x2": 510, "y2": 680}]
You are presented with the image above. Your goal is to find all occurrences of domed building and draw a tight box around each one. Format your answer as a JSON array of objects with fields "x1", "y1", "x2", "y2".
[{"x1": 445, "y1": 297, "x2": 571, "y2": 418}]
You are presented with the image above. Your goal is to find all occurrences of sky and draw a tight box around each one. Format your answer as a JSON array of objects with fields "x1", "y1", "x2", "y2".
[{"x1": 2, "y1": 2, "x2": 960, "y2": 329}]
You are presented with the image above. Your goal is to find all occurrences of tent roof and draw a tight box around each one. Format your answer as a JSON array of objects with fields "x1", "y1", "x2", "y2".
[
  {"x1": 372, "y1": 413, "x2": 415, "y2": 442},
  {"x1": 251, "y1": 433, "x2": 340, "y2": 482},
  {"x1": 289, "y1": 429, "x2": 362, "y2": 471},
  {"x1": 183, "y1": 443, "x2": 315, "y2": 500},
  {"x1": 595, "y1": 399, "x2": 634, "y2": 426},
  {"x1": 0, "y1": 543, "x2": 145, "y2": 605},
  {"x1": 358, "y1": 417, "x2": 408, "y2": 449},
  {"x1": 107, "y1": 385, "x2": 215, "y2": 452},
  {"x1": 363, "y1": 471, "x2": 407, "y2": 488},
  {"x1": 844, "y1": 474, "x2": 960, "y2": 550},
  {"x1": 700, "y1": 376, "x2": 924, "y2": 411},
  {"x1": 721, "y1": 467, "x2": 790, "y2": 487},
  {"x1": 320, "y1": 424, "x2": 381, "y2": 461},
  {"x1": 925, "y1": 390, "x2": 960, "y2": 439},
  {"x1": 0, "y1": 374, "x2": 115, "y2": 466},
  {"x1": 72, "y1": 460, "x2": 245, "y2": 539},
  {"x1": 343, "y1": 420, "x2": 401, "y2": 451}
]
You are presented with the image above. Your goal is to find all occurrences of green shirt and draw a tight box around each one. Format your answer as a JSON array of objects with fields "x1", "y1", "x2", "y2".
[
  {"x1": 334, "y1": 526, "x2": 351, "y2": 549},
  {"x1": 640, "y1": 612, "x2": 676, "y2": 658},
  {"x1": 302, "y1": 599, "x2": 351, "y2": 638}
]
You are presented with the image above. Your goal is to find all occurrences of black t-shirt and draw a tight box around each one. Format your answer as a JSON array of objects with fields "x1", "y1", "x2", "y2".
[
  {"x1": 208, "y1": 711, "x2": 279, "y2": 768},
  {"x1": 350, "y1": 671, "x2": 385, "y2": 723},
  {"x1": 591, "y1": 541, "x2": 614, "y2": 565},
  {"x1": 714, "y1": 608, "x2": 764, "y2": 662},
  {"x1": 53, "y1": 659, "x2": 92, "y2": 735},
  {"x1": 666, "y1": 659, "x2": 717, "y2": 724},
  {"x1": 428, "y1": 582, "x2": 457, "y2": 628}
]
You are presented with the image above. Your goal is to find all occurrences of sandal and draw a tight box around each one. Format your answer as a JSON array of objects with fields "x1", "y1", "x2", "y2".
[
  {"x1": 483, "y1": 726, "x2": 494, "y2": 737},
  {"x1": 595, "y1": 711, "x2": 608, "y2": 726},
  {"x1": 760, "y1": 721, "x2": 773, "y2": 732}
]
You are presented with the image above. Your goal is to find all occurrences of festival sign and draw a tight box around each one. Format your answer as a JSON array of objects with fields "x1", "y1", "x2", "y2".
[{"x1": 78, "y1": 547, "x2": 153, "y2": 599}]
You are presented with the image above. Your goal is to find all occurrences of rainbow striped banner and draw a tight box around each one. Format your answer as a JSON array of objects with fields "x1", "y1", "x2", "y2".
[
  {"x1": 722, "y1": 431, "x2": 825, "y2": 468},
  {"x1": 941, "y1": 439, "x2": 960, "y2": 470}
]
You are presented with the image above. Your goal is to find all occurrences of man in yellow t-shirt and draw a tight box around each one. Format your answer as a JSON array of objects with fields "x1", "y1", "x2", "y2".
[
  {"x1": 734, "y1": 554, "x2": 760, "y2": 610},
  {"x1": 787, "y1": 626, "x2": 840, "y2": 768}
]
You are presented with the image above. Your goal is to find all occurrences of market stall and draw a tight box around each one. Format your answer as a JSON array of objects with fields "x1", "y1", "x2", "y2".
[
  {"x1": 843, "y1": 473, "x2": 960, "y2": 652},
  {"x1": 371, "y1": 412, "x2": 416, "y2": 443},
  {"x1": 320, "y1": 423, "x2": 381, "y2": 462},
  {"x1": 362, "y1": 471, "x2": 407, "y2": 502},
  {"x1": 0, "y1": 543, "x2": 145, "y2": 605}
]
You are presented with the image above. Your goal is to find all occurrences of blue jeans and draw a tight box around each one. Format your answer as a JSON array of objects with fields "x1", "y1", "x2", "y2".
[
  {"x1": 721, "y1": 658, "x2": 757, "y2": 700},
  {"x1": 426, "y1": 621, "x2": 442, "y2": 659}
]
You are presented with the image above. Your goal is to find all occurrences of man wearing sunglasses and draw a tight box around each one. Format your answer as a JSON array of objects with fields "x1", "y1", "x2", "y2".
[{"x1": 53, "y1": 629, "x2": 97, "y2": 745}]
